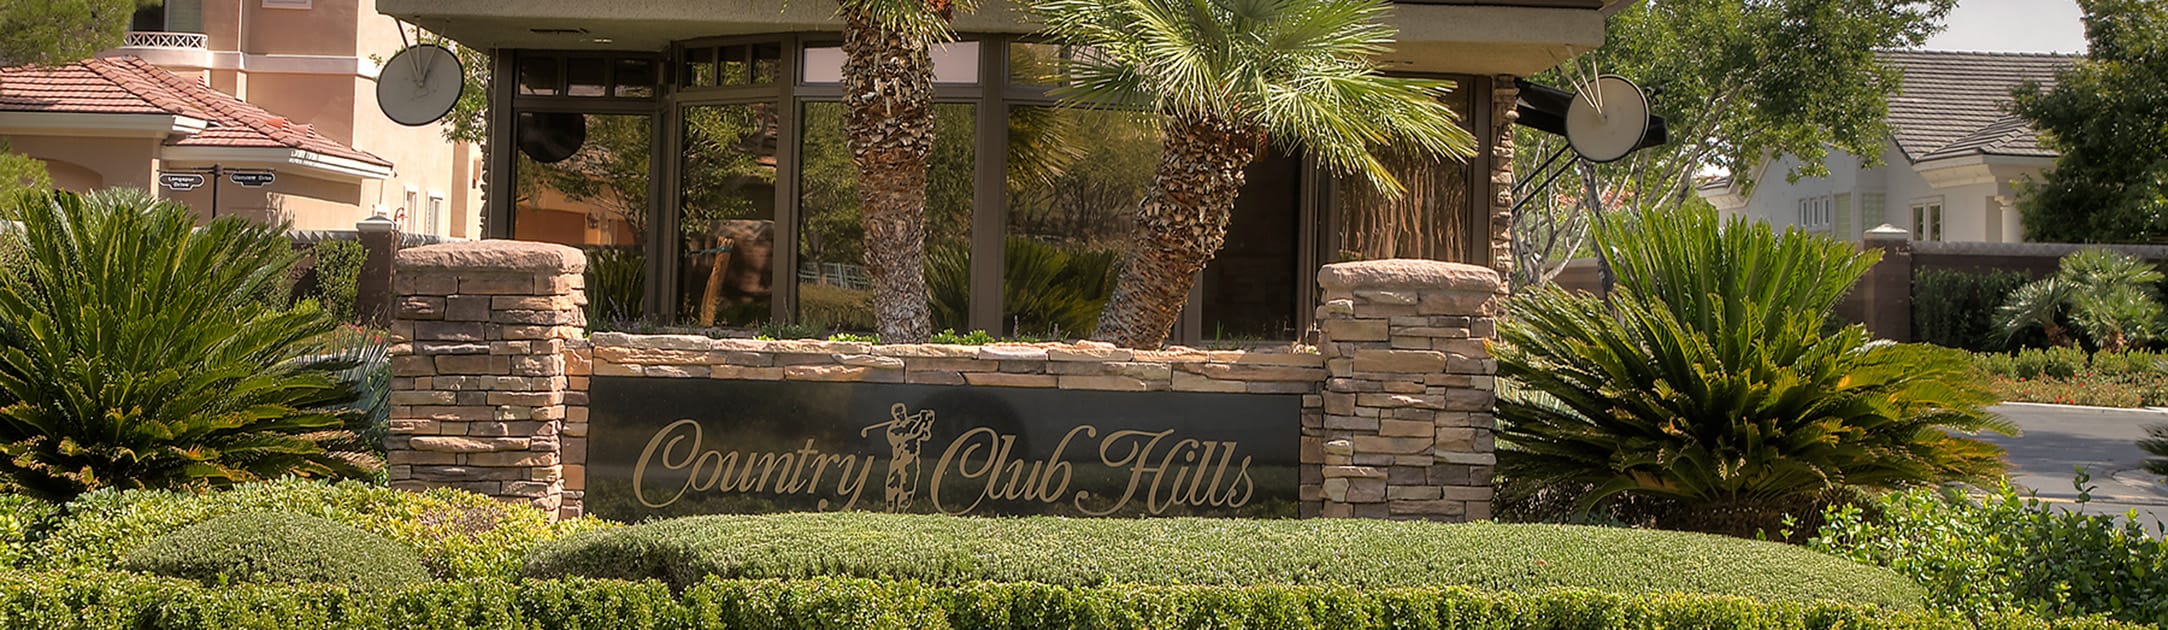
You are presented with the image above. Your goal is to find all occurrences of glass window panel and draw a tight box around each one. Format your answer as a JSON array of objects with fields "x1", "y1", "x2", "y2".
[
  {"x1": 751, "y1": 42, "x2": 783, "y2": 84},
  {"x1": 565, "y1": 57, "x2": 608, "y2": 97},
  {"x1": 800, "y1": 42, "x2": 978, "y2": 85},
  {"x1": 1200, "y1": 149, "x2": 1302, "y2": 344},
  {"x1": 683, "y1": 47, "x2": 715, "y2": 88},
  {"x1": 1008, "y1": 42, "x2": 1061, "y2": 85},
  {"x1": 1003, "y1": 107, "x2": 1159, "y2": 338},
  {"x1": 510, "y1": 113, "x2": 651, "y2": 323},
  {"x1": 1332, "y1": 84, "x2": 1477, "y2": 263},
  {"x1": 718, "y1": 45, "x2": 750, "y2": 86},
  {"x1": 517, "y1": 56, "x2": 562, "y2": 96},
  {"x1": 797, "y1": 101, "x2": 976, "y2": 333},
  {"x1": 679, "y1": 104, "x2": 781, "y2": 328},
  {"x1": 614, "y1": 58, "x2": 656, "y2": 98}
]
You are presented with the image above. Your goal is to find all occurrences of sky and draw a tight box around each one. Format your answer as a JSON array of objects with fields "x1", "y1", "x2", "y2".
[{"x1": 1924, "y1": 0, "x2": 2088, "y2": 53}]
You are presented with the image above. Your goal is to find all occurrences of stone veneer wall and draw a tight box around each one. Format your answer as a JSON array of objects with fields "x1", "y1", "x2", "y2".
[
  {"x1": 388, "y1": 241, "x2": 1500, "y2": 521},
  {"x1": 385, "y1": 241, "x2": 585, "y2": 516},
  {"x1": 1489, "y1": 75, "x2": 1521, "y2": 277}
]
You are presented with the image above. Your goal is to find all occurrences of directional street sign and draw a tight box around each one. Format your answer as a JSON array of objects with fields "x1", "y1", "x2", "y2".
[
  {"x1": 228, "y1": 171, "x2": 276, "y2": 188},
  {"x1": 158, "y1": 173, "x2": 205, "y2": 192}
]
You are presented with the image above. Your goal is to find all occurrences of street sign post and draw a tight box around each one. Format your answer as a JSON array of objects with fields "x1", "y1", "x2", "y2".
[
  {"x1": 228, "y1": 171, "x2": 275, "y2": 188},
  {"x1": 158, "y1": 173, "x2": 205, "y2": 192}
]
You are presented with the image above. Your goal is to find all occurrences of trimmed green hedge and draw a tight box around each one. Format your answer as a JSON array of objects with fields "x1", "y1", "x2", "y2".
[
  {"x1": 36, "y1": 479, "x2": 609, "y2": 580},
  {"x1": 1914, "y1": 269, "x2": 2033, "y2": 351},
  {"x1": 0, "y1": 571, "x2": 2137, "y2": 630},
  {"x1": 523, "y1": 513, "x2": 1926, "y2": 609},
  {"x1": 119, "y1": 512, "x2": 430, "y2": 588}
]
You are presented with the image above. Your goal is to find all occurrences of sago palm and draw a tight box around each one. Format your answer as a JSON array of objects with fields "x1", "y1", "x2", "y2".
[
  {"x1": 1496, "y1": 209, "x2": 2009, "y2": 531},
  {"x1": 1034, "y1": 0, "x2": 1477, "y2": 348},
  {"x1": 0, "y1": 190, "x2": 376, "y2": 502},
  {"x1": 837, "y1": 0, "x2": 980, "y2": 343}
]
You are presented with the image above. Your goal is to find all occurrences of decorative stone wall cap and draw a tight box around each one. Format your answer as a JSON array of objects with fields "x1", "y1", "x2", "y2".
[
  {"x1": 1862, "y1": 224, "x2": 1911, "y2": 242},
  {"x1": 1318, "y1": 260, "x2": 1503, "y2": 293},
  {"x1": 397, "y1": 239, "x2": 587, "y2": 274}
]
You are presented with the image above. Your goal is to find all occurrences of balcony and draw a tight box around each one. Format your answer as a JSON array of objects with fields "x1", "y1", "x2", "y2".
[
  {"x1": 123, "y1": 31, "x2": 209, "y2": 49},
  {"x1": 105, "y1": 31, "x2": 213, "y2": 70}
]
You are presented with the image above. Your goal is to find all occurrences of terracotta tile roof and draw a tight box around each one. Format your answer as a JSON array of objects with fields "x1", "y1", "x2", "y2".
[
  {"x1": 0, "y1": 56, "x2": 390, "y2": 168},
  {"x1": 1878, "y1": 50, "x2": 2076, "y2": 163}
]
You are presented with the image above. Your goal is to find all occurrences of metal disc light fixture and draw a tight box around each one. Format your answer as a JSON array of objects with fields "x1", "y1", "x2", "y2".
[
  {"x1": 1564, "y1": 75, "x2": 1652, "y2": 164},
  {"x1": 376, "y1": 41, "x2": 464, "y2": 126}
]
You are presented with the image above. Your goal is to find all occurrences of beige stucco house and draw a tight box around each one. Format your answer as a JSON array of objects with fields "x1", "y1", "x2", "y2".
[
  {"x1": 375, "y1": 0, "x2": 1635, "y2": 342},
  {"x1": 1698, "y1": 50, "x2": 2076, "y2": 244},
  {"x1": 0, "y1": 0, "x2": 481, "y2": 236}
]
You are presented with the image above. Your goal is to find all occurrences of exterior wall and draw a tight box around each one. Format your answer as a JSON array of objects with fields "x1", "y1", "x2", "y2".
[
  {"x1": 1710, "y1": 141, "x2": 2044, "y2": 244},
  {"x1": 0, "y1": 135, "x2": 160, "y2": 191},
  {"x1": 1487, "y1": 76, "x2": 1519, "y2": 276},
  {"x1": 121, "y1": 0, "x2": 484, "y2": 237},
  {"x1": 386, "y1": 241, "x2": 1501, "y2": 521}
]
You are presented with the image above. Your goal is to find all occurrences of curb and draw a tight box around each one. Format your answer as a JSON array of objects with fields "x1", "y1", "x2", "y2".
[{"x1": 1995, "y1": 401, "x2": 2168, "y2": 416}]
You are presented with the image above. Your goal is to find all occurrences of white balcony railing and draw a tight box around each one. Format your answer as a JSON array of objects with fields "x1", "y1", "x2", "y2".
[{"x1": 122, "y1": 31, "x2": 209, "y2": 49}]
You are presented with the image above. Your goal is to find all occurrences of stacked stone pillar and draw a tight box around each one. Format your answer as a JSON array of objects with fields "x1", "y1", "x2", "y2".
[
  {"x1": 1313, "y1": 260, "x2": 1502, "y2": 520},
  {"x1": 386, "y1": 241, "x2": 587, "y2": 514}
]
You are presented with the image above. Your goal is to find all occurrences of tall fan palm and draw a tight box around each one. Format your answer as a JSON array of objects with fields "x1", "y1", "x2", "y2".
[
  {"x1": 1035, "y1": 0, "x2": 1477, "y2": 348},
  {"x1": 838, "y1": 0, "x2": 980, "y2": 343},
  {"x1": 0, "y1": 190, "x2": 376, "y2": 502}
]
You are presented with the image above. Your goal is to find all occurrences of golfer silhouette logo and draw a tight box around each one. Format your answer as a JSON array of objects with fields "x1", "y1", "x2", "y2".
[{"x1": 861, "y1": 402, "x2": 936, "y2": 512}]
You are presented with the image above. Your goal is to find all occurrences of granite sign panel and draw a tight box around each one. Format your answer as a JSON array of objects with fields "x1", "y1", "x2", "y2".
[{"x1": 586, "y1": 377, "x2": 1300, "y2": 521}]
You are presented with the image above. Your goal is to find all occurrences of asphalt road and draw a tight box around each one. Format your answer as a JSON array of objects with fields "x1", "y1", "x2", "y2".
[{"x1": 1979, "y1": 403, "x2": 2168, "y2": 528}]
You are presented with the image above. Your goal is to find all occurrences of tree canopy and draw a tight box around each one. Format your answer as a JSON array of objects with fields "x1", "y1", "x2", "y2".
[
  {"x1": 0, "y1": 0, "x2": 135, "y2": 67},
  {"x1": 1511, "y1": 0, "x2": 1957, "y2": 286},
  {"x1": 2013, "y1": 0, "x2": 2168, "y2": 244}
]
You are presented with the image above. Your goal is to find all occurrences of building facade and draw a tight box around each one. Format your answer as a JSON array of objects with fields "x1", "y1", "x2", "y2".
[
  {"x1": 377, "y1": 0, "x2": 1628, "y2": 344},
  {"x1": 0, "y1": 0, "x2": 483, "y2": 235},
  {"x1": 1699, "y1": 50, "x2": 2075, "y2": 244}
]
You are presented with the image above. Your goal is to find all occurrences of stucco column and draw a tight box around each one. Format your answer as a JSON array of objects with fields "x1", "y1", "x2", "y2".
[
  {"x1": 1314, "y1": 260, "x2": 1502, "y2": 521},
  {"x1": 355, "y1": 214, "x2": 397, "y2": 327},
  {"x1": 386, "y1": 241, "x2": 587, "y2": 514},
  {"x1": 1861, "y1": 224, "x2": 1913, "y2": 342}
]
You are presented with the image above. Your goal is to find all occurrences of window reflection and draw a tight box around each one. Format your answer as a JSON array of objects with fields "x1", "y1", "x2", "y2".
[
  {"x1": 801, "y1": 41, "x2": 980, "y2": 84},
  {"x1": 1200, "y1": 149, "x2": 1302, "y2": 344},
  {"x1": 798, "y1": 102, "x2": 976, "y2": 333},
  {"x1": 1332, "y1": 85, "x2": 1477, "y2": 262},
  {"x1": 679, "y1": 104, "x2": 780, "y2": 328},
  {"x1": 1004, "y1": 107, "x2": 1159, "y2": 338},
  {"x1": 510, "y1": 113, "x2": 652, "y2": 323}
]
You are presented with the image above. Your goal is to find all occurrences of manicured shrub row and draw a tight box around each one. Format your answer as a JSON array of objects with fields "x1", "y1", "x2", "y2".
[
  {"x1": 0, "y1": 571, "x2": 2137, "y2": 630},
  {"x1": 32, "y1": 479, "x2": 610, "y2": 580},
  {"x1": 523, "y1": 512, "x2": 1927, "y2": 609},
  {"x1": 1814, "y1": 485, "x2": 2168, "y2": 626},
  {"x1": 1914, "y1": 269, "x2": 2033, "y2": 352},
  {"x1": 118, "y1": 512, "x2": 431, "y2": 588}
]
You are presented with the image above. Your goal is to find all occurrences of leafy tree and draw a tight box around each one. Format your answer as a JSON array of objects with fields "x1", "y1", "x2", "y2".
[
  {"x1": 834, "y1": 0, "x2": 982, "y2": 343},
  {"x1": 0, "y1": 0, "x2": 133, "y2": 67},
  {"x1": 2013, "y1": 0, "x2": 2168, "y2": 243},
  {"x1": 0, "y1": 189, "x2": 377, "y2": 502},
  {"x1": 1, "y1": 0, "x2": 139, "y2": 193},
  {"x1": 1996, "y1": 249, "x2": 2165, "y2": 351},
  {"x1": 1035, "y1": 0, "x2": 1477, "y2": 348},
  {"x1": 1497, "y1": 208, "x2": 2010, "y2": 535},
  {"x1": 1511, "y1": 0, "x2": 1958, "y2": 287}
]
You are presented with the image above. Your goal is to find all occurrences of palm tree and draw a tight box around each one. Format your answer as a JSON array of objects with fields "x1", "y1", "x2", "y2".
[
  {"x1": 1997, "y1": 248, "x2": 2165, "y2": 351},
  {"x1": 1034, "y1": 0, "x2": 1477, "y2": 348},
  {"x1": 837, "y1": 0, "x2": 979, "y2": 343}
]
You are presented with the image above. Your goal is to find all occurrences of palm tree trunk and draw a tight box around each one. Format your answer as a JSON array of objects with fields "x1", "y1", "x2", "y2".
[
  {"x1": 1091, "y1": 117, "x2": 1261, "y2": 348},
  {"x1": 841, "y1": 10, "x2": 935, "y2": 342}
]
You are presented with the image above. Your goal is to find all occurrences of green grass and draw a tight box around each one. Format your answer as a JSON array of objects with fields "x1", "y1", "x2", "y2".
[{"x1": 524, "y1": 512, "x2": 1926, "y2": 609}]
